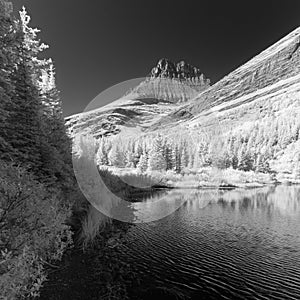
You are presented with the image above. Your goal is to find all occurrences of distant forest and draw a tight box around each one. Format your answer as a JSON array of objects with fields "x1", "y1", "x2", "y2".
[{"x1": 94, "y1": 108, "x2": 300, "y2": 177}]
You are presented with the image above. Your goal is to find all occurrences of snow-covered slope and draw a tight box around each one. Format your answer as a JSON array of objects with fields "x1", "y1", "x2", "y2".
[
  {"x1": 65, "y1": 96, "x2": 181, "y2": 139},
  {"x1": 65, "y1": 59, "x2": 209, "y2": 139},
  {"x1": 143, "y1": 27, "x2": 300, "y2": 177},
  {"x1": 150, "y1": 26, "x2": 300, "y2": 130}
]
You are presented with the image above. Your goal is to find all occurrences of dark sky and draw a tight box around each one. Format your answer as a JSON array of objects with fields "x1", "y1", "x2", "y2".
[{"x1": 10, "y1": 0, "x2": 300, "y2": 116}]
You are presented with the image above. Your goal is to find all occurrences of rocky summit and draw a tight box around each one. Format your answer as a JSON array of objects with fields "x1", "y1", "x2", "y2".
[
  {"x1": 150, "y1": 58, "x2": 207, "y2": 80},
  {"x1": 128, "y1": 58, "x2": 210, "y2": 103}
]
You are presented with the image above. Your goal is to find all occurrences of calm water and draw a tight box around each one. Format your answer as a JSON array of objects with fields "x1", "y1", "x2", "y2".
[{"x1": 120, "y1": 185, "x2": 300, "y2": 299}]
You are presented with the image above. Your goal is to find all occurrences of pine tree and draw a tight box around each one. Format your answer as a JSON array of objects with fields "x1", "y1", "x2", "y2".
[
  {"x1": 38, "y1": 61, "x2": 73, "y2": 183},
  {"x1": 12, "y1": 7, "x2": 73, "y2": 183},
  {"x1": 180, "y1": 144, "x2": 189, "y2": 170},
  {"x1": 199, "y1": 142, "x2": 209, "y2": 167},
  {"x1": 122, "y1": 139, "x2": 135, "y2": 168},
  {"x1": 237, "y1": 143, "x2": 253, "y2": 171},
  {"x1": 293, "y1": 161, "x2": 300, "y2": 180},
  {"x1": 0, "y1": 0, "x2": 16, "y2": 160},
  {"x1": 133, "y1": 140, "x2": 143, "y2": 167},
  {"x1": 96, "y1": 138, "x2": 109, "y2": 166},
  {"x1": 172, "y1": 143, "x2": 181, "y2": 173},
  {"x1": 164, "y1": 140, "x2": 173, "y2": 170},
  {"x1": 137, "y1": 151, "x2": 148, "y2": 173},
  {"x1": 148, "y1": 134, "x2": 166, "y2": 172},
  {"x1": 18, "y1": 6, "x2": 49, "y2": 77},
  {"x1": 192, "y1": 146, "x2": 201, "y2": 170},
  {"x1": 108, "y1": 145, "x2": 125, "y2": 167},
  {"x1": 125, "y1": 150, "x2": 135, "y2": 168},
  {"x1": 3, "y1": 6, "x2": 45, "y2": 173},
  {"x1": 7, "y1": 57, "x2": 43, "y2": 172},
  {"x1": 188, "y1": 149, "x2": 194, "y2": 170}
]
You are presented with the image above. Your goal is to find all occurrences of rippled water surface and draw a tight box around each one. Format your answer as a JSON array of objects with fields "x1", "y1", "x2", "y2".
[
  {"x1": 120, "y1": 186, "x2": 300, "y2": 300},
  {"x1": 40, "y1": 185, "x2": 300, "y2": 300}
]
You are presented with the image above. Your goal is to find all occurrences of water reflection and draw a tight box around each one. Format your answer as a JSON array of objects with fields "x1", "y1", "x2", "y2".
[
  {"x1": 219, "y1": 185, "x2": 300, "y2": 216},
  {"x1": 124, "y1": 185, "x2": 300, "y2": 300},
  {"x1": 132, "y1": 188, "x2": 219, "y2": 223},
  {"x1": 147, "y1": 185, "x2": 300, "y2": 217},
  {"x1": 40, "y1": 185, "x2": 300, "y2": 300}
]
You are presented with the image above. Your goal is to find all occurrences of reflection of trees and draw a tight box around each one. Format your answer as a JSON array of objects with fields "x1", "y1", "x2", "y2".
[
  {"x1": 170, "y1": 186, "x2": 300, "y2": 217},
  {"x1": 73, "y1": 134, "x2": 300, "y2": 223},
  {"x1": 73, "y1": 135, "x2": 190, "y2": 223},
  {"x1": 267, "y1": 186, "x2": 300, "y2": 215},
  {"x1": 213, "y1": 186, "x2": 300, "y2": 216},
  {"x1": 73, "y1": 135, "x2": 135, "y2": 223}
]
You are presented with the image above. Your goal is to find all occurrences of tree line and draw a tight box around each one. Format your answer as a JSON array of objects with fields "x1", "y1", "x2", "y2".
[{"x1": 95, "y1": 108, "x2": 300, "y2": 177}]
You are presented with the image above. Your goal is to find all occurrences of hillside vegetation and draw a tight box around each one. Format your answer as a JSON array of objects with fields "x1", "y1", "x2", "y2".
[{"x1": 0, "y1": 2, "x2": 89, "y2": 298}]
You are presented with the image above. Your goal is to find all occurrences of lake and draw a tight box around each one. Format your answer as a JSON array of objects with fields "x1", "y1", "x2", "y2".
[
  {"x1": 120, "y1": 185, "x2": 300, "y2": 299},
  {"x1": 41, "y1": 185, "x2": 300, "y2": 299}
]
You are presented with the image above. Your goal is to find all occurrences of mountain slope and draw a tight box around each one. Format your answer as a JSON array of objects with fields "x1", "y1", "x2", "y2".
[
  {"x1": 68, "y1": 27, "x2": 300, "y2": 178},
  {"x1": 144, "y1": 27, "x2": 300, "y2": 176},
  {"x1": 65, "y1": 59, "x2": 210, "y2": 139},
  {"x1": 151, "y1": 26, "x2": 300, "y2": 128}
]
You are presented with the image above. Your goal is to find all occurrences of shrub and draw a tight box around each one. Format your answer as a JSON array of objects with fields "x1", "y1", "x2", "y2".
[
  {"x1": 0, "y1": 161, "x2": 73, "y2": 299},
  {"x1": 79, "y1": 205, "x2": 110, "y2": 248}
]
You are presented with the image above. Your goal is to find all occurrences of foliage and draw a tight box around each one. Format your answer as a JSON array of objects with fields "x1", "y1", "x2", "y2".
[
  {"x1": 0, "y1": 161, "x2": 73, "y2": 299},
  {"x1": 148, "y1": 134, "x2": 167, "y2": 171},
  {"x1": 137, "y1": 152, "x2": 148, "y2": 173},
  {"x1": 0, "y1": 4, "x2": 76, "y2": 299}
]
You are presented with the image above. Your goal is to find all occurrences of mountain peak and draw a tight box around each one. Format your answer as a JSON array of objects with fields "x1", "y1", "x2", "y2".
[{"x1": 150, "y1": 58, "x2": 207, "y2": 80}]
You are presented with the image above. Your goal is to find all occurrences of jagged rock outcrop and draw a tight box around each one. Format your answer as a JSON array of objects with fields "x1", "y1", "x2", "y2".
[
  {"x1": 150, "y1": 58, "x2": 206, "y2": 80},
  {"x1": 128, "y1": 58, "x2": 210, "y2": 103}
]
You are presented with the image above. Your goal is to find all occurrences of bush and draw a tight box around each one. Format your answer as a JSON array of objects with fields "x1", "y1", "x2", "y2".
[{"x1": 0, "y1": 161, "x2": 73, "y2": 299}]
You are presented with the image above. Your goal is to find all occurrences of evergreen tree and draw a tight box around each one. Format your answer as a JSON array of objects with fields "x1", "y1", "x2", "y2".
[
  {"x1": 237, "y1": 143, "x2": 253, "y2": 171},
  {"x1": 0, "y1": 4, "x2": 79, "y2": 297},
  {"x1": 123, "y1": 139, "x2": 135, "y2": 168},
  {"x1": 254, "y1": 152, "x2": 270, "y2": 173},
  {"x1": 125, "y1": 149, "x2": 135, "y2": 168},
  {"x1": 96, "y1": 138, "x2": 109, "y2": 166},
  {"x1": 164, "y1": 140, "x2": 173, "y2": 170},
  {"x1": 0, "y1": 0, "x2": 15, "y2": 160},
  {"x1": 2, "y1": 6, "x2": 46, "y2": 174},
  {"x1": 108, "y1": 145, "x2": 125, "y2": 167},
  {"x1": 199, "y1": 142, "x2": 210, "y2": 167},
  {"x1": 10, "y1": 7, "x2": 73, "y2": 183},
  {"x1": 293, "y1": 160, "x2": 300, "y2": 180},
  {"x1": 38, "y1": 61, "x2": 73, "y2": 183},
  {"x1": 192, "y1": 146, "x2": 201, "y2": 170},
  {"x1": 137, "y1": 151, "x2": 148, "y2": 173},
  {"x1": 148, "y1": 134, "x2": 166, "y2": 172},
  {"x1": 7, "y1": 56, "x2": 43, "y2": 172},
  {"x1": 172, "y1": 143, "x2": 181, "y2": 173},
  {"x1": 188, "y1": 149, "x2": 194, "y2": 170},
  {"x1": 133, "y1": 140, "x2": 143, "y2": 167},
  {"x1": 180, "y1": 143, "x2": 189, "y2": 170}
]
